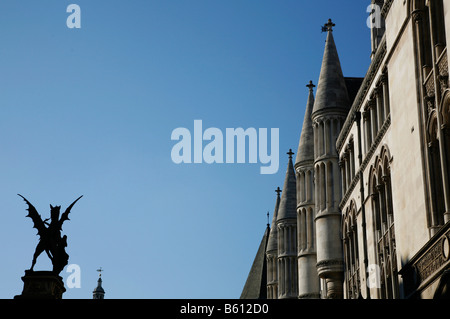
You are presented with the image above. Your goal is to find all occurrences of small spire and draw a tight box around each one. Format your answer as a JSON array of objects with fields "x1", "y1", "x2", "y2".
[
  {"x1": 276, "y1": 151, "x2": 297, "y2": 222},
  {"x1": 312, "y1": 17, "x2": 350, "y2": 118},
  {"x1": 323, "y1": 19, "x2": 335, "y2": 32},
  {"x1": 287, "y1": 149, "x2": 295, "y2": 160},
  {"x1": 267, "y1": 212, "x2": 270, "y2": 227},
  {"x1": 306, "y1": 80, "x2": 315, "y2": 91},
  {"x1": 296, "y1": 81, "x2": 316, "y2": 166},
  {"x1": 266, "y1": 187, "x2": 282, "y2": 254},
  {"x1": 93, "y1": 267, "x2": 105, "y2": 299}
]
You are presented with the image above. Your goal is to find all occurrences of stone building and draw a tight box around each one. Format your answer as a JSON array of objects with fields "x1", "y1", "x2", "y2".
[{"x1": 242, "y1": 0, "x2": 450, "y2": 299}]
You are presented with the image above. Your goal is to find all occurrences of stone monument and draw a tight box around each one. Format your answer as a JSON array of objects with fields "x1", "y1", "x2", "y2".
[{"x1": 14, "y1": 194, "x2": 82, "y2": 299}]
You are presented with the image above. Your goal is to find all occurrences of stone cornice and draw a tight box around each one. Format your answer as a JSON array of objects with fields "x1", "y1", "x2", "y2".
[
  {"x1": 336, "y1": 36, "x2": 387, "y2": 153},
  {"x1": 381, "y1": 0, "x2": 394, "y2": 19},
  {"x1": 314, "y1": 154, "x2": 339, "y2": 165},
  {"x1": 316, "y1": 259, "x2": 344, "y2": 270},
  {"x1": 399, "y1": 221, "x2": 450, "y2": 298},
  {"x1": 294, "y1": 160, "x2": 314, "y2": 171}
]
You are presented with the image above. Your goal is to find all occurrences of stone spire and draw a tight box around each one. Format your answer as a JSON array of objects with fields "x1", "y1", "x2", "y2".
[
  {"x1": 240, "y1": 220, "x2": 270, "y2": 299},
  {"x1": 267, "y1": 187, "x2": 281, "y2": 253},
  {"x1": 266, "y1": 187, "x2": 281, "y2": 299},
  {"x1": 276, "y1": 150, "x2": 297, "y2": 222},
  {"x1": 295, "y1": 83, "x2": 321, "y2": 299},
  {"x1": 312, "y1": 19, "x2": 347, "y2": 299},
  {"x1": 295, "y1": 81, "x2": 316, "y2": 167},
  {"x1": 93, "y1": 268, "x2": 105, "y2": 299},
  {"x1": 312, "y1": 19, "x2": 350, "y2": 118},
  {"x1": 276, "y1": 150, "x2": 298, "y2": 299}
]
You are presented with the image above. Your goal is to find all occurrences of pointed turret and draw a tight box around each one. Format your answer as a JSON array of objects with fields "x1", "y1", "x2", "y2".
[
  {"x1": 266, "y1": 187, "x2": 281, "y2": 299},
  {"x1": 312, "y1": 19, "x2": 350, "y2": 119},
  {"x1": 295, "y1": 82, "x2": 321, "y2": 299},
  {"x1": 312, "y1": 19, "x2": 346, "y2": 299},
  {"x1": 295, "y1": 81, "x2": 316, "y2": 167},
  {"x1": 276, "y1": 150, "x2": 298, "y2": 299},
  {"x1": 240, "y1": 221, "x2": 270, "y2": 299},
  {"x1": 266, "y1": 187, "x2": 281, "y2": 253},
  {"x1": 277, "y1": 150, "x2": 297, "y2": 222}
]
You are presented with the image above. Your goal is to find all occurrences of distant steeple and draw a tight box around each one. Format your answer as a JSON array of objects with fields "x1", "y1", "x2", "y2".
[
  {"x1": 295, "y1": 81, "x2": 316, "y2": 167},
  {"x1": 93, "y1": 268, "x2": 105, "y2": 299},
  {"x1": 312, "y1": 19, "x2": 350, "y2": 118}
]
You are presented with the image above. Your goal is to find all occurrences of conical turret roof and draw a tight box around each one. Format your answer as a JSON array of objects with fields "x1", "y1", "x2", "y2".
[
  {"x1": 312, "y1": 19, "x2": 350, "y2": 118},
  {"x1": 295, "y1": 81, "x2": 316, "y2": 166},
  {"x1": 276, "y1": 150, "x2": 297, "y2": 222},
  {"x1": 240, "y1": 225, "x2": 270, "y2": 299},
  {"x1": 266, "y1": 187, "x2": 281, "y2": 253}
]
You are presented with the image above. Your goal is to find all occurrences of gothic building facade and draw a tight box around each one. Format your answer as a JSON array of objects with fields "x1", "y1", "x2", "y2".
[{"x1": 242, "y1": 0, "x2": 450, "y2": 299}]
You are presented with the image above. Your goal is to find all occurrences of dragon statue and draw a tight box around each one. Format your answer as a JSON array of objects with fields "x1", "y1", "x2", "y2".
[{"x1": 18, "y1": 194, "x2": 83, "y2": 275}]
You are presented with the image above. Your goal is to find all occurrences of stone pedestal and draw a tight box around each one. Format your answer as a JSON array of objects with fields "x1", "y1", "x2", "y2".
[{"x1": 14, "y1": 270, "x2": 66, "y2": 299}]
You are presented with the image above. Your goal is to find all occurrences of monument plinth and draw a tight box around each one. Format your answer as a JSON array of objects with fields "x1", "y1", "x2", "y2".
[{"x1": 14, "y1": 270, "x2": 66, "y2": 299}]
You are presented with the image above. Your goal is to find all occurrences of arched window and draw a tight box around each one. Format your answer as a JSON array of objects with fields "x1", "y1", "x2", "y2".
[
  {"x1": 427, "y1": 111, "x2": 446, "y2": 230},
  {"x1": 369, "y1": 147, "x2": 399, "y2": 299},
  {"x1": 411, "y1": 0, "x2": 449, "y2": 234},
  {"x1": 439, "y1": 92, "x2": 450, "y2": 225},
  {"x1": 343, "y1": 201, "x2": 360, "y2": 299}
]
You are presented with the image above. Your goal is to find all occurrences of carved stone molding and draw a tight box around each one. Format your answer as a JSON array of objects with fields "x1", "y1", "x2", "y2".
[
  {"x1": 381, "y1": 0, "x2": 394, "y2": 19},
  {"x1": 400, "y1": 222, "x2": 450, "y2": 298},
  {"x1": 14, "y1": 271, "x2": 66, "y2": 299},
  {"x1": 411, "y1": 9, "x2": 424, "y2": 23},
  {"x1": 424, "y1": 71, "x2": 436, "y2": 98},
  {"x1": 438, "y1": 49, "x2": 448, "y2": 95},
  {"x1": 316, "y1": 259, "x2": 345, "y2": 275}
]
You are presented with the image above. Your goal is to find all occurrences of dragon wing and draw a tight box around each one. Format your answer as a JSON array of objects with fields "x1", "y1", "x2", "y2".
[
  {"x1": 59, "y1": 195, "x2": 83, "y2": 229},
  {"x1": 18, "y1": 194, "x2": 47, "y2": 237}
]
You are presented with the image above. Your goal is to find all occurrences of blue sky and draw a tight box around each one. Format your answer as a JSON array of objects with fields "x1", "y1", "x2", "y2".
[{"x1": 0, "y1": 1, "x2": 371, "y2": 299}]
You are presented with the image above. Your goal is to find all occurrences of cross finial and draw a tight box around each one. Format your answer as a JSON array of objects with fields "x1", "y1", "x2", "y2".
[
  {"x1": 275, "y1": 187, "x2": 282, "y2": 196},
  {"x1": 97, "y1": 267, "x2": 103, "y2": 277},
  {"x1": 322, "y1": 19, "x2": 335, "y2": 32},
  {"x1": 307, "y1": 80, "x2": 315, "y2": 91},
  {"x1": 287, "y1": 149, "x2": 294, "y2": 159}
]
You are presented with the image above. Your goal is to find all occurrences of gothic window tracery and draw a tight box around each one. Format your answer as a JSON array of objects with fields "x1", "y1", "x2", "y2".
[
  {"x1": 362, "y1": 72, "x2": 390, "y2": 158},
  {"x1": 340, "y1": 138, "x2": 356, "y2": 196},
  {"x1": 412, "y1": 0, "x2": 450, "y2": 233},
  {"x1": 343, "y1": 201, "x2": 360, "y2": 299},
  {"x1": 369, "y1": 147, "x2": 399, "y2": 299}
]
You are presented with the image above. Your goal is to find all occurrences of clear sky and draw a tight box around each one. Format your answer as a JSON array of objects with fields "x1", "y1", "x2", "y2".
[{"x1": 0, "y1": 1, "x2": 372, "y2": 299}]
